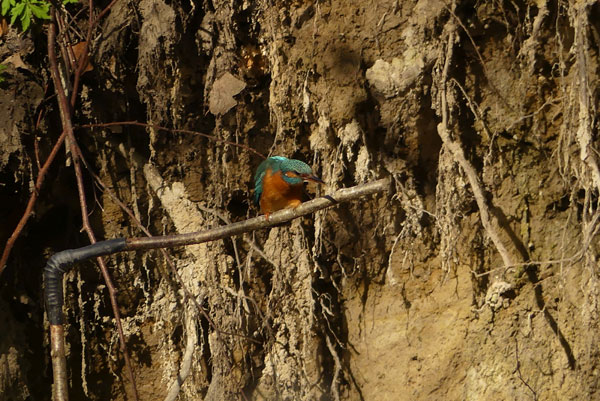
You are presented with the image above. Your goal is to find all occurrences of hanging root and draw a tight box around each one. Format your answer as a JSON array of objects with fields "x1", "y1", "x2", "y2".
[
  {"x1": 435, "y1": 20, "x2": 515, "y2": 270},
  {"x1": 572, "y1": 3, "x2": 600, "y2": 193},
  {"x1": 164, "y1": 308, "x2": 198, "y2": 401}
]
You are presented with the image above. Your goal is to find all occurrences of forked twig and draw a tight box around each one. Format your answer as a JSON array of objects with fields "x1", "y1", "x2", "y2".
[{"x1": 0, "y1": 0, "x2": 122, "y2": 278}]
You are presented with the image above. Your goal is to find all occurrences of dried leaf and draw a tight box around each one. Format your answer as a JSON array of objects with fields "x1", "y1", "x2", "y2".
[
  {"x1": 208, "y1": 72, "x2": 246, "y2": 116},
  {"x1": 71, "y1": 41, "x2": 93, "y2": 73},
  {"x1": 3, "y1": 53, "x2": 27, "y2": 70}
]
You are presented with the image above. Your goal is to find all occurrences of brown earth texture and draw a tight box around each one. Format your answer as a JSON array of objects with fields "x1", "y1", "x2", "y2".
[{"x1": 1, "y1": 0, "x2": 600, "y2": 400}]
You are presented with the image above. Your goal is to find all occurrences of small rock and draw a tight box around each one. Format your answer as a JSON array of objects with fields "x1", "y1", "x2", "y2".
[{"x1": 366, "y1": 52, "x2": 425, "y2": 99}]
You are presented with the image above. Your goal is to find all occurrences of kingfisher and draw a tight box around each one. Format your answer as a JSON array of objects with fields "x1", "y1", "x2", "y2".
[{"x1": 254, "y1": 156, "x2": 324, "y2": 220}]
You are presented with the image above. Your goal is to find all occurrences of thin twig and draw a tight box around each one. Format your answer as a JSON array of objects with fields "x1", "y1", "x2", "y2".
[
  {"x1": 445, "y1": 4, "x2": 511, "y2": 110},
  {"x1": 88, "y1": 145, "x2": 254, "y2": 340},
  {"x1": 0, "y1": 131, "x2": 67, "y2": 275},
  {"x1": 0, "y1": 0, "x2": 121, "y2": 276},
  {"x1": 48, "y1": 14, "x2": 139, "y2": 401},
  {"x1": 514, "y1": 339, "x2": 538, "y2": 400},
  {"x1": 94, "y1": 0, "x2": 119, "y2": 24},
  {"x1": 79, "y1": 121, "x2": 266, "y2": 159}
]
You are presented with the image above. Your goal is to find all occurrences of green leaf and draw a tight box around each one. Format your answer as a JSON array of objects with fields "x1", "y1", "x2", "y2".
[
  {"x1": 1, "y1": 0, "x2": 10, "y2": 16},
  {"x1": 62, "y1": 0, "x2": 78, "y2": 4},
  {"x1": 1, "y1": 0, "x2": 16, "y2": 16},
  {"x1": 20, "y1": 3, "x2": 30, "y2": 31},
  {"x1": 29, "y1": 2, "x2": 49, "y2": 19},
  {"x1": 3, "y1": 0, "x2": 54, "y2": 31},
  {"x1": 9, "y1": 1, "x2": 24, "y2": 25}
]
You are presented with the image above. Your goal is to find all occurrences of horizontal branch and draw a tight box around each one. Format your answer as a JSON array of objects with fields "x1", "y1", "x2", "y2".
[
  {"x1": 128, "y1": 178, "x2": 390, "y2": 250},
  {"x1": 44, "y1": 178, "x2": 391, "y2": 324}
]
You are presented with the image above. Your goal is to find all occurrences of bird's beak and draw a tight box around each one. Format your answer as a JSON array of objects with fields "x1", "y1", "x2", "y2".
[{"x1": 301, "y1": 174, "x2": 325, "y2": 184}]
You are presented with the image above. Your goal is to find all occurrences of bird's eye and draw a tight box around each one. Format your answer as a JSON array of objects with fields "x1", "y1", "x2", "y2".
[{"x1": 285, "y1": 171, "x2": 298, "y2": 178}]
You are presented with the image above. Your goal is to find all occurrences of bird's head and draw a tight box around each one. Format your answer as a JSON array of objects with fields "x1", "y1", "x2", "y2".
[
  {"x1": 279, "y1": 158, "x2": 324, "y2": 186},
  {"x1": 253, "y1": 156, "x2": 324, "y2": 205}
]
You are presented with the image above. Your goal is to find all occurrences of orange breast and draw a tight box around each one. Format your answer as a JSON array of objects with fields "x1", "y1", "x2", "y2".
[{"x1": 260, "y1": 169, "x2": 304, "y2": 215}]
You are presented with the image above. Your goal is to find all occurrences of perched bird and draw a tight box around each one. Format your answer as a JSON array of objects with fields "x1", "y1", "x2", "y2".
[{"x1": 254, "y1": 156, "x2": 324, "y2": 220}]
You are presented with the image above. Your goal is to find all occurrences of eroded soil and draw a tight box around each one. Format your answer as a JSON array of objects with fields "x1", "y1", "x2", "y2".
[{"x1": 1, "y1": 1, "x2": 599, "y2": 400}]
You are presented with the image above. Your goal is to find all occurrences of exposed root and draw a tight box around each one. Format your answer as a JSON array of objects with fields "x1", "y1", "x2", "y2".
[
  {"x1": 164, "y1": 308, "x2": 198, "y2": 401},
  {"x1": 572, "y1": 3, "x2": 600, "y2": 193},
  {"x1": 435, "y1": 21, "x2": 515, "y2": 270}
]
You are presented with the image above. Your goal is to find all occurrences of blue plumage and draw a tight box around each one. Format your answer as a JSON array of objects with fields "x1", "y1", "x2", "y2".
[{"x1": 253, "y1": 156, "x2": 315, "y2": 206}]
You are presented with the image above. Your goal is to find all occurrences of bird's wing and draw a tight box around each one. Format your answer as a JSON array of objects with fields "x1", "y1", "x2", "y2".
[
  {"x1": 253, "y1": 159, "x2": 273, "y2": 205},
  {"x1": 254, "y1": 171, "x2": 265, "y2": 205}
]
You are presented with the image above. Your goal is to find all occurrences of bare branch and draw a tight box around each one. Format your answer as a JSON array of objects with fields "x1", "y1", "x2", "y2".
[
  {"x1": 48, "y1": 13, "x2": 139, "y2": 400},
  {"x1": 0, "y1": 131, "x2": 66, "y2": 275}
]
